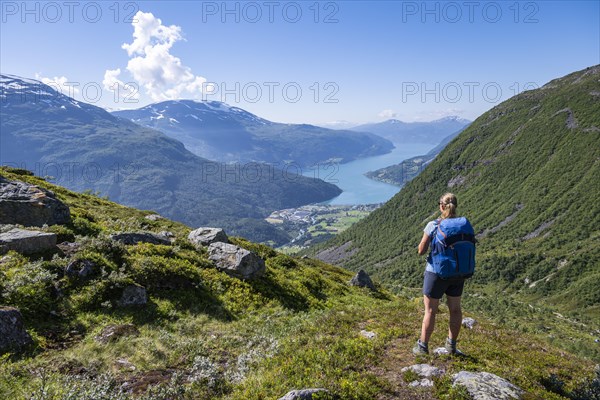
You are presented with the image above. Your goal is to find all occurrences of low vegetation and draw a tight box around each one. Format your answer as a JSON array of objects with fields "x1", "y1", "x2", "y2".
[{"x1": 0, "y1": 167, "x2": 598, "y2": 399}]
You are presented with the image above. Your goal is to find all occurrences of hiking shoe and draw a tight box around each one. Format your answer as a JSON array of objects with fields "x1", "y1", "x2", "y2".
[
  {"x1": 445, "y1": 338, "x2": 465, "y2": 356},
  {"x1": 413, "y1": 339, "x2": 429, "y2": 355}
]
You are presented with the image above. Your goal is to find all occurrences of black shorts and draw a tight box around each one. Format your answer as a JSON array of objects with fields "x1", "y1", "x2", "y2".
[{"x1": 423, "y1": 271, "x2": 465, "y2": 299}]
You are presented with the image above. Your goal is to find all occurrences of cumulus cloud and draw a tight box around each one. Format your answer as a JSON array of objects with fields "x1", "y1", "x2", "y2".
[
  {"x1": 378, "y1": 109, "x2": 397, "y2": 119},
  {"x1": 105, "y1": 11, "x2": 207, "y2": 102},
  {"x1": 102, "y1": 68, "x2": 139, "y2": 101},
  {"x1": 35, "y1": 74, "x2": 80, "y2": 98}
]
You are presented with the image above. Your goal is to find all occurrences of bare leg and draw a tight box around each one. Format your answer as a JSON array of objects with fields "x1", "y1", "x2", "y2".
[
  {"x1": 420, "y1": 296, "x2": 440, "y2": 344},
  {"x1": 446, "y1": 295, "x2": 462, "y2": 341}
]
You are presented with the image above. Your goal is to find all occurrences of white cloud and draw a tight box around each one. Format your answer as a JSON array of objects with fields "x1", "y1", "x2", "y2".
[
  {"x1": 35, "y1": 74, "x2": 80, "y2": 98},
  {"x1": 102, "y1": 68, "x2": 140, "y2": 101},
  {"x1": 106, "y1": 11, "x2": 207, "y2": 102},
  {"x1": 378, "y1": 109, "x2": 397, "y2": 119}
]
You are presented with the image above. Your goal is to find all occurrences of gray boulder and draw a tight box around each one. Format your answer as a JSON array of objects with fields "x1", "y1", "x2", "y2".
[
  {"x1": 110, "y1": 232, "x2": 171, "y2": 246},
  {"x1": 0, "y1": 177, "x2": 70, "y2": 226},
  {"x1": 433, "y1": 347, "x2": 450, "y2": 356},
  {"x1": 401, "y1": 364, "x2": 445, "y2": 378},
  {"x1": 188, "y1": 227, "x2": 229, "y2": 247},
  {"x1": 0, "y1": 228, "x2": 57, "y2": 254},
  {"x1": 278, "y1": 388, "x2": 330, "y2": 400},
  {"x1": 56, "y1": 241, "x2": 81, "y2": 256},
  {"x1": 144, "y1": 214, "x2": 163, "y2": 221},
  {"x1": 349, "y1": 269, "x2": 375, "y2": 290},
  {"x1": 452, "y1": 371, "x2": 525, "y2": 400},
  {"x1": 208, "y1": 242, "x2": 265, "y2": 280},
  {"x1": 65, "y1": 259, "x2": 96, "y2": 280},
  {"x1": 360, "y1": 330, "x2": 376, "y2": 340},
  {"x1": 409, "y1": 379, "x2": 434, "y2": 387},
  {"x1": 0, "y1": 307, "x2": 33, "y2": 354},
  {"x1": 117, "y1": 285, "x2": 147, "y2": 307}
]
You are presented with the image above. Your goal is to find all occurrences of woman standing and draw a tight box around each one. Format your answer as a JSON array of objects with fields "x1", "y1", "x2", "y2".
[{"x1": 413, "y1": 192, "x2": 470, "y2": 355}]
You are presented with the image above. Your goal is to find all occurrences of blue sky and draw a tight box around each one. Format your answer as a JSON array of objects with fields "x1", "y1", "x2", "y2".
[{"x1": 1, "y1": 1, "x2": 598, "y2": 124}]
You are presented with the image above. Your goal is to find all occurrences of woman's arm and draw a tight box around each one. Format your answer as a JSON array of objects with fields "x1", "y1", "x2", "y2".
[{"x1": 418, "y1": 232, "x2": 431, "y2": 255}]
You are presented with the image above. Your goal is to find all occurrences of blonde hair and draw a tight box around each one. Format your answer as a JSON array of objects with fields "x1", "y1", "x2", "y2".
[{"x1": 439, "y1": 192, "x2": 458, "y2": 219}]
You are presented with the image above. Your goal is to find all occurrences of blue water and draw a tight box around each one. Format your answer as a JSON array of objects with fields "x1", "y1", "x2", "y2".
[{"x1": 302, "y1": 143, "x2": 434, "y2": 205}]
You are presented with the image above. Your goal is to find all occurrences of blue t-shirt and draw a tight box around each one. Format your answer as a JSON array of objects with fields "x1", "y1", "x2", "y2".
[{"x1": 423, "y1": 220, "x2": 439, "y2": 273}]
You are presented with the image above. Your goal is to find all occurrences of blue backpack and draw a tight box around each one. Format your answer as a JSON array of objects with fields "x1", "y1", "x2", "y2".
[{"x1": 430, "y1": 217, "x2": 476, "y2": 279}]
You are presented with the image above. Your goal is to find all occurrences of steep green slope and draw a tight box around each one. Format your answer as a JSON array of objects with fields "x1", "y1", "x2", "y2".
[
  {"x1": 0, "y1": 167, "x2": 596, "y2": 400},
  {"x1": 312, "y1": 66, "x2": 600, "y2": 358}
]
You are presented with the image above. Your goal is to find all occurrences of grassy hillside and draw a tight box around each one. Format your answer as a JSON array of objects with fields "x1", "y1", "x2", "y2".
[
  {"x1": 310, "y1": 66, "x2": 600, "y2": 361},
  {"x1": 0, "y1": 167, "x2": 597, "y2": 399}
]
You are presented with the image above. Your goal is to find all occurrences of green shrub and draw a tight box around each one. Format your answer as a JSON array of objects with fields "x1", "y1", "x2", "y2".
[
  {"x1": 2, "y1": 261, "x2": 57, "y2": 316},
  {"x1": 128, "y1": 255, "x2": 202, "y2": 290}
]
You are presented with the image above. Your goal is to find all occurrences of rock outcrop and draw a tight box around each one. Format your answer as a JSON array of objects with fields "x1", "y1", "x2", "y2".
[
  {"x1": 110, "y1": 232, "x2": 171, "y2": 246},
  {"x1": 207, "y1": 242, "x2": 265, "y2": 280},
  {"x1": 117, "y1": 285, "x2": 148, "y2": 307},
  {"x1": 0, "y1": 307, "x2": 33, "y2": 354},
  {"x1": 278, "y1": 388, "x2": 330, "y2": 400},
  {"x1": 65, "y1": 259, "x2": 96, "y2": 280},
  {"x1": 452, "y1": 371, "x2": 525, "y2": 400},
  {"x1": 401, "y1": 364, "x2": 445, "y2": 379},
  {"x1": 0, "y1": 177, "x2": 70, "y2": 226},
  {"x1": 0, "y1": 228, "x2": 57, "y2": 254},
  {"x1": 349, "y1": 269, "x2": 375, "y2": 290},
  {"x1": 188, "y1": 227, "x2": 229, "y2": 247}
]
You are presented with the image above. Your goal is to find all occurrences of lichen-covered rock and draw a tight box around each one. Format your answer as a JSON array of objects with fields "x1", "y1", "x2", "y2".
[
  {"x1": 349, "y1": 269, "x2": 375, "y2": 290},
  {"x1": 0, "y1": 177, "x2": 70, "y2": 226},
  {"x1": 95, "y1": 324, "x2": 140, "y2": 344},
  {"x1": 56, "y1": 241, "x2": 81, "y2": 256},
  {"x1": 208, "y1": 242, "x2": 265, "y2": 280},
  {"x1": 188, "y1": 227, "x2": 229, "y2": 247},
  {"x1": 433, "y1": 347, "x2": 450, "y2": 356},
  {"x1": 452, "y1": 371, "x2": 525, "y2": 400},
  {"x1": 462, "y1": 317, "x2": 478, "y2": 329},
  {"x1": 110, "y1": 232, "x2": 171, "y2": 246},
  {"x1": 401, "y1": 364, "x2": 445, "y2": 379},
  {"x1": 278, "y1": 388, "x2": 330, "y2": 400},
  {"x1": 65, "y1": 259, "x2": 96, "y2": 279},
  {"x1": 0, "y1": 307, "x2": 33, "y2": 354},
  {"x1": 409, "y1": 379, "x2": 434, "y2": 387},
  {"x1": 0, "y1": 228, "x2": 57, "y2": 254},
  {"x1": 360, "y1": 330, "x2": 376, "y2": 339},
  {"x1": 117, "y1": 285, "x2": 147, "y2": 307}
]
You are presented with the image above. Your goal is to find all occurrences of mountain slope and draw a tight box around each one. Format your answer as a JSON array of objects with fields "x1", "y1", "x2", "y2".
[
  {"x1": 0, "y1": 167, "x2": 595, "y2": 400},
  {"x1": 351, "y1": 116, "x2": 471, "y2": 145},
  {"x1": 312, "y1": 66, "x2": 600, "y2": 359},
  {"x1": 0, "y1": 75, "x2": 341, "y2": 244},
  {"x1": 365, "y1": 126, "x2": 468, "y2": 186},
  {"x1": 113, "y1": 101, "x2": 394, "y2": 167}
]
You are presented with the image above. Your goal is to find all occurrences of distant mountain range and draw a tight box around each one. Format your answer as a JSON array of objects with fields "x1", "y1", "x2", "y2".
[
  {"x1": 113, "y1": 101, "x2": 394, "y2": 167},
  {"x1": 0, "y1": 74, "x2": 341, "y2": 244},
  {"x1": 351, "y1": 116, "x2": 471, "y2": 145},
  {"x1": 365, "y1": 126, "x2": 469, "y2": 186}
]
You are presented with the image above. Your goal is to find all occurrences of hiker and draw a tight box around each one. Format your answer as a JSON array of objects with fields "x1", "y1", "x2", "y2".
[{"x1": 413, "y1": 192, "x2": 476, "y2": 355}]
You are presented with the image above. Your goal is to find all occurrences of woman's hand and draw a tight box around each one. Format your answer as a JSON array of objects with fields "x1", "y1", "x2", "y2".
[{"x1": 418, "y1": 232, "x2": 431, "y2": 255}]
